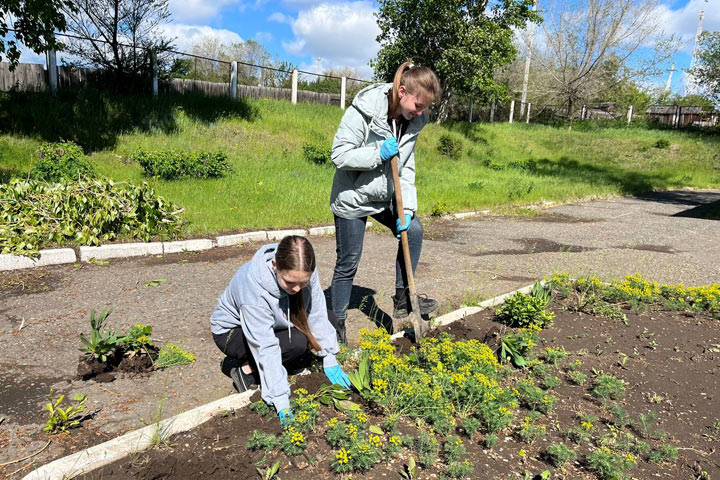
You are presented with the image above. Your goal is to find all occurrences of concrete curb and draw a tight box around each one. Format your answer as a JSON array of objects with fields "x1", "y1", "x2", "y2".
[
  {"x1": 80, "y1": 242, "x2": 164, "y2": 262},
  {"x1": 163, "y1": 239, "x2": 214, "y2": 254},
  {"x1": 22, "y1": 389, "x2": 257, "y2": 480},
  {"x1": 267, "y1": 229, "x2": 308, "y2": 241},
  {"x1": 22, "y1": 281, "x2": 538, "y2": 480},
  {"x1": 0, "y1": 249, "x2": 76, "y2": 271}
]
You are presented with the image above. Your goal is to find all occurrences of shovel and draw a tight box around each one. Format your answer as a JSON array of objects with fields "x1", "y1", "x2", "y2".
[{"x1": 389, "y1": 154, "x2": 427, "y2": 342}]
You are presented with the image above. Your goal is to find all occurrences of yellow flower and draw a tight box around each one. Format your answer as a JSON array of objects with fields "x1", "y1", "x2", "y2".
[
  {"x1": 326, "y1": 417, "x2": 339, "y2": 428},
  {"x1": 389, "y1": 435, "x2": 401, "y2": 446},
  {"x1": 581, "y1": 421, "x2": 593, "y2": 430},
  {"x1": 369, "y1": 434, "x2": 383, "y2": 447},
  {"x1": 335, "y1": 448, "x2": 351, "y2": 464}
]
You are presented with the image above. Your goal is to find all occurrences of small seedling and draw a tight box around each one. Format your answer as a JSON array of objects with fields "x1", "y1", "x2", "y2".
[
  {"x1": 144, "y1": 278, "x2": 168, "y2": 287},
  {"x1": 400, "y1": 456, "x2": 418, "y2": 479},
  {"x1": 79, "y1": 308, "x2": 120, "y2": 363},
  {"x1": 88, "y1": 257, "x2": 110, "y2": 266},
  {"x1": 617, "y1": 352, "x2": 629, "y2": 368},
  {"x1": 257, "y1": 460, "x2": 280, "y2": 480},
  {"x1": 44, "y1": 389, "x2": 88, "y2": 434}
]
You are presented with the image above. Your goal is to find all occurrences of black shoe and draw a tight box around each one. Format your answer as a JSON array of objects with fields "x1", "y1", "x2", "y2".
[
  {"x1": 392, "y1": 292, "x2": 438, "y2": 319},
  {"x1": 229, "y1": 366, "x2": 258, "y2": 393},
  {"x1": 336, "y1": 317, "x2": 347, "y2": 345}
]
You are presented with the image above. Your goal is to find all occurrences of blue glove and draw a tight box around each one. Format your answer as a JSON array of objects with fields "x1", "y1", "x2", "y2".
[
  {"x1": 380, "y1": 137, "x2": 399, "y2": 162},
  {"x1": 396, "y1": 213, "x2": 412, "y2": 238},
  {"x1": 324, "y1": 365, "x2": 351, "y2": 389},
  {"x1": 278, "y1": 408, "x2": 294, "y2": 428}
]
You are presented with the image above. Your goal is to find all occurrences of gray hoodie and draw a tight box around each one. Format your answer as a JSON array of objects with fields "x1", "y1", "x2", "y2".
[
  {"x1": 210, "y1": 244, "x2": 339, "y2": 412},
  {"x1": 329, "y1": 82, "x2": 430, "y2": 219}
]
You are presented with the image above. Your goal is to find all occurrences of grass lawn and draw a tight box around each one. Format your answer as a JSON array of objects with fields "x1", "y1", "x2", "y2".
[{"x1": 1, "y1": 88, "x2": 719, "y2": 236}]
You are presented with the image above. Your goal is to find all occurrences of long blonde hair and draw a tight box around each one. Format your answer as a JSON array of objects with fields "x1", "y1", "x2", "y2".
[
  {"x1": 275, "y1": 235, "x2": 323, "y2": 352},
  {"x1": 389, "y1": 61, "x2": 441, "y2": 117}
]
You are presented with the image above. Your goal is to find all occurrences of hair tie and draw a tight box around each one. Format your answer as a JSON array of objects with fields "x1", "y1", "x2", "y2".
[{"x1": 405, "y1": 63, "x2": 414, "y2": 71}]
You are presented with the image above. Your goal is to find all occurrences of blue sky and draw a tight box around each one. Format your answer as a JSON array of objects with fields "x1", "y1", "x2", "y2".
[{"x1": 11, "y1": 0, "x2": 720, "y2": 94}]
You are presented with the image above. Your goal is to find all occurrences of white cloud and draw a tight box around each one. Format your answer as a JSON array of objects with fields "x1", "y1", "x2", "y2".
[
  {"x1": 655, "y1": 0, "x2": 720, "y2": 52},
  {"x1": 168, "y1": 0, "x2": 244, "y2": 23},
  {"x1": 282, "y1": 0, "x2": 343, "y2": 10},
  {"x1": 159, "y1": 24, "x2": 244, "y2": 53},
  {"x1": 268, "y1": 12, "x2": 292, "y2": 23},
  {"x1": 255, "y1": 32, "x2": 273, "y2": 43},
  {"x1": 282, "y1": 1, "x2": 379, "y2": 78}
]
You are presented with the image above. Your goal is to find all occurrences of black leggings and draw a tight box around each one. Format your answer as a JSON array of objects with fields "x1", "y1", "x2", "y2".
[{"x1": 213, "y1": 310, "x2": 340, "y2": 369}]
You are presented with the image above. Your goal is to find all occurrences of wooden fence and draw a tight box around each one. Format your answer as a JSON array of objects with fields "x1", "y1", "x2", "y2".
[{"x1": 1, "y1": 62, "x2": 342, "y2": 106}]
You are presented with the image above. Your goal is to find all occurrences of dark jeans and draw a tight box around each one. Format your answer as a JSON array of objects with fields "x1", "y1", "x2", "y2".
[
  {"x1": 330, "y1": 209, "x2": 423, "y2": 320},
  {"x1": 213, "y1": 309, "x2": 340, "y2": 370}
]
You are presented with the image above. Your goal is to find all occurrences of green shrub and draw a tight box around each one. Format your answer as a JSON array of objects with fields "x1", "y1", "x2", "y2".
[
  {"x1": 155, "y1": 344, "x2": 195, "y2": 368},
  {"x1": 246, "y1": 430, "x2": 279, "y2": 450},
  {"x1": 592, "y1": 374, "x2": 626, "y2": 400},
  {"x1": 302, "y1": 142, "x2": 332, "y2": 166},
  {"x1": 441, "y1": 460, "x2": 473, "y2": 480},
  {"x1": 132, "y1": 149, "x2": 231, "y2": 179},
  {"x1": 654, "y1": 138, "x2": 670, "y2": 149},
  {"x1": 0, "y1": 178, "x2": 183, "y2": 256},
  {"x1": 79, "y1": 309, "x2": 121, "y2": 363},
  {"x1": 588, "y1": 447, "x2": 636, "y2": 480},
  {"x1": 546, "y1": 442, "x2": 576, "y2": 467},
  {"x1": 497, "y1": 292, "x2": 555, "y2": 328},
  {"x1": 31, "y1": 141, "x2": 95, "y2": 182},
  {"x1": 437, "y1": 134, "x2": 463, "y2": 160},
  {"x1": 649, "y1": 444, "x2": 678, "y2": 463}
]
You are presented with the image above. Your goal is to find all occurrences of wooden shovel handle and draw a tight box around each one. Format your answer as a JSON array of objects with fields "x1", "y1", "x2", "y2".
[{"x1": 389, "y1": 156, "x2": 417, "y2": 296}]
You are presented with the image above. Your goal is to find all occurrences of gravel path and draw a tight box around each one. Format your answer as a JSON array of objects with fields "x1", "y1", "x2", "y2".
[{"x1": 1, "y1": 189, "x2": 718, "y2": 472}]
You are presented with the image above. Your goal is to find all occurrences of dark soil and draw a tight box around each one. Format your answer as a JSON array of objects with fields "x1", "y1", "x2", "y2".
[
  {"x1": 85, "y1": 305, "x2": 720, "y2": 480},
  {"x1": 76, "y1": 348, "x2": 158, "y2": 381}
]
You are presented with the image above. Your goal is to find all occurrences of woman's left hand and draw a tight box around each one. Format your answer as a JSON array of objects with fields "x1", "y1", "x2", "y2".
[{"x1": 324, "y1": 365, "x2": 351, "y2": 389}]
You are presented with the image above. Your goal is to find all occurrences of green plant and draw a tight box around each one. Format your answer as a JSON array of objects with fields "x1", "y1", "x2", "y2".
[
  {"x1": 120, "y1": 323, "x2": 153, "y2": 354},
  {"x1": 544, "y1": 346, "x2": 568, "y2": 366},
  {"x1": 132, "y1": 149, "x2": 231, "y2": 180},
  {"x1": 499, "y1": 328, "x2": 538, "y2": 367},
  {"x1": 545, "y1": 442, "x2": 576, "y2": 467},
  {"x1": 155, "y1": 344, "x2": 195, "y2": 368},
  {"x1": 441, "y1": 460, "x2": 473, "y2": 480},
  {"x1": 461, "y1": 417, "x2": 482, "y2": 438},
  {"x1": 249, "y1": 400, "x2": 273, "y2": 418},
  {"x1": 437, "y1": 134, "x2": 463, "y2": 160},
  {"x1": 31, "y1": 141, "x2": 95, "y2": 182},
  {"x1": 443, "y1": 435, "x2": 467, "y2": 463},
  {"x1": 400, "y1": 456, "x2": 418, "y2": 479},
  {"x1": 347, "y1": 356, "x2": 371, "y2": 393},
  {"x1": 515, "y1": 379, "x2": 556, "y2": 414},
  {"x1": 246, "y1": 430, "x2": 279, "y2": 451},
  {"x1": 637, "y1": 411, "x2": 666, "y2": 440},
  {"x1": 44, "y1": 389, "x2": 88, "y2": 434},
  {"x1": 610, "y1": 404, "x2": 632, "y2": 427},
  {"x1": 280, "y1": 425, "x2": 307, "y2": 456},
  {"x1": 483, "y1": 433, "x2": 498, "y2": 448},
  {"x1": 497, "y1": 293, "x2": 555, "y2": 329},
  {"x1": 0, "y1": 178, "x2": 183, "y2": 257},
  {"x1": 567, "y1": 370, "x2": 588, "y2": 386},
  {"x1": 518, "y1": 416, "x2": 546, "y2": 444},
  {"x1": 654, "y1": 138, "x2": 670, "y2": 149},
  {"x1": 541, "y1": 375, "x2": 562, "y2": 390},
  {"x1": 431, "y1": 202, "x2": 449, "y2": 217},
  {"x1": 414, "y1": 430, "x2": 440, "y2": 468},
  {"x1": 592, "y1": 374, "x2": 626, "y2": 400},
  {"x1": 302, "y1": 142, "x2": 332, "y2": 166},
  {"x1": 79, "y1": 309, "x2": 121, "y2": 363},
  {"x1": 256, "y1": 460, "x2": 280, "y2": 480},
  {"x1": 588, "y1": 446, "x2": 637, "y2": 480}
]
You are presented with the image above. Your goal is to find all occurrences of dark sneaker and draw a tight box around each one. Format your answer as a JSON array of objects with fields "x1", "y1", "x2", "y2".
[
  {"x1": 229, "y1": 366, "x2": 258, "y2": 393},
  {"x1": 392, "y1": 293, "x2": 438, "y2": 319},
  {"x1": 336, "y1": 318, "x2": 347, "y2": 345}
]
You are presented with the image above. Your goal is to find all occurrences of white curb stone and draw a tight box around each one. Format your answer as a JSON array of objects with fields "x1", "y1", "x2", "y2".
[
  {"x1": 0, "y1": 248, "x2": 76, "y2": 271},
  {"x1": 79, "y1": 242, "x2": 163, "y2": 262},
  {"x1": 309, "y1": 226, "x2": 335, "y2": 236},
  {"x1": 453, "y1": 211, "x2": 477, "y2": 219},
  {"x1": 22, "y1": 390, "x2": 256, "y2": 480},
  {"x1": 163, "y1": 239, "x2": 214, "y2": 254},
  {"x1": 215, "y1": 231, "x2": 268, "y2": 247},
  {"x1": 267, "y1": 229, "x2": 307, "y2": 241}
]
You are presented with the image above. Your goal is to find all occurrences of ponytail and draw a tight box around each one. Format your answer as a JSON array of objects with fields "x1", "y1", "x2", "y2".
[{"x1": 389, "y1": 61, "x2": 441, "y2": 117}]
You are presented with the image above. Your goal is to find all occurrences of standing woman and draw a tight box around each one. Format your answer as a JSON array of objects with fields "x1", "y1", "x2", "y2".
[
  {"x1": 210, "y1": 235, "x2": 350, "y2": 426},
  {"x1": 329, "y1": 62, "x2": 441, "y2": 342}
]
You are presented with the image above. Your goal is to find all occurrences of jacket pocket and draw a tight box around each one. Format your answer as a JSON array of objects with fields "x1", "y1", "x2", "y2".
[{"x1": 353, "y1": 168, "x2": 391, "y2": 202}]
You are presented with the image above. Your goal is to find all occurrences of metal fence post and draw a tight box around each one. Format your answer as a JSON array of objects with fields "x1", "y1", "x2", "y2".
[
  {"x1": 626, "y1": 105, "x2": 633, "y2": 125},
  {"x1": 340, "y1": 76, "x2": 346, "y2": 109},
  {"x1": 526, "y1": 103, "x2": 531, "y2": 123},
  {"x1": 509, "y1": 100, "x2": 515, "y2": 123},
  {"x1": 490, "y1": 100, "x2": 495, "y2": 122},
  {"x1": 291, "y1": 69, "x2": 298, "y2": 105},
  {"x1": 230, "y1": 61, "x2": 238, "y2": 99},
  {"x1": 45, "y1": 48, "x2": 58, "y2": 94},
  {"x1": 150, "y1": 50, "x2": 158, "y2": 96}
]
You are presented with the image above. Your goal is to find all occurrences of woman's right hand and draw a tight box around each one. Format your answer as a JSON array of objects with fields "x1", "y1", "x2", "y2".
[{"x1": 380, "y1": 137, "x2": 399, "y2": 162}]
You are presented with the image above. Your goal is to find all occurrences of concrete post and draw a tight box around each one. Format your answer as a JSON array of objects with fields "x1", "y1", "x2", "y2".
[
  {"x1": 469, "y1": 99, "x2": 474, "y2": 122},
  {"x1": 340, "y1": 76, "x2": 347, "y2": 109},
  {"x1": 230, "y1": 61, "x2": 238, "y2": 99},
  {"x1": 490, "y1": 100, "x2": 496, "y2": 122},
  {"x1": 291, "y1": 69, "x2": 298, "y2": 105},
  {"x1": 151, "y1": 51, "x2": 158, "y2": 96},
  {"x1": 526, "y1": 103, "x2": 531, "y2": 123},
  {"x1": 46, "y1": 48, "x2": 58, "y2": 94},
  {"x1": 509, "y1": 100, "x2": 515, "y2": 123},
  {"x1": 626, "y1": 105, "x2": 633, "y2": 125},
  {"x1": 581, "y1": 105, "x2": 587, "y2": 120}
]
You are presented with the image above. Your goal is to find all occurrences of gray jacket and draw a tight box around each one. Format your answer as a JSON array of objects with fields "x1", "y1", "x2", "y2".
[
  {"x1": 329, "y1": 82, "x2": 429, "y2": 219},
  {"x1": 210, "y1": 244, "x2": 339, "y2": 412}
]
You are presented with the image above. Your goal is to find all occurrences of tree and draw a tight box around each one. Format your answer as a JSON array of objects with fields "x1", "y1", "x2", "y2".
[
  {"x1": 688, "y1": 31, "x2": 720, "y2": 104},
  {"x1": 535, "y1": 0, "x2": 678, "y2": 119},
  {"x1": 61, "y1": 0, "x2": 174, "y2": 75},
  {"x1": 372, "y1": 0, "x2": 539, "y2": 121},
  {"x1": 0, "y1": 0, "x2": 74, "y2": 69}
]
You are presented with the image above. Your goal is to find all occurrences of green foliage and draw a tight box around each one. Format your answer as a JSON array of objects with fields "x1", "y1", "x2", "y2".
[
  {"x1": 499, "y1": 328, "x2": 538, "y2": 367},
  {"x1": 249, "y1": 399, "x2": 273, "y2": 418},
  {"x1": 653, "y1": 138, "x2": 670, "y2": 149},
  {"x1": 546, "y1": 442, "x2": 576, "y2": 467},
  {"x1": 302, "y1": 142, "x2": 332, "y2": 166},
  {"x1": 155, "y1": 343, "x2": 195, "y2": 368},
  {"x1": 443, "y1": 435, "x2": 467, "y2": 463},
  {"x1": 246, "y1": 430, "x2": 279, "y2": 451},
  {"x1": 441, "y1": 460, "x2": 473, "y2": 480},
  {"x1": 543, "y1": 346, "x2": 568, "y2": 366},
  {"x1": 437, "y1": 135, "x2": 463, "y2": 160},
  {"x1": 373, "y1": 0, "x2": 539, "y2": 119},
  {"x1": 44, "y1": 389, "x2": 88, "y2": 434},
  {"x1": 0, "y1": 178, "x2": 183, "y2": 257},
  {"x1": 497, "y1": 292, "x2": 555, "y2": 329},
  {"x1": 79, "y1": 309, "x2": 121, "y2": 363},
  {"x1": 120, "y1": 323, "x2": 153, "y2": 353},
  {"x1": 256, "y1": 461, "x2": 280, "y2": 480},
  {"x1": 280, "y1": 426, "x2": 307, "y2": 456},
  {"x1": 649, "y1": 444, "x2": 678, "y2": 463},
  {"x1": 31, "y1": 141, "x2": 95, "y2": 182},
  {"x1": 461, "y1": 417, "x2": 482, "y2": 438},
  {"x1": 688, "y1": 31, "x2": 720, "y2": 103},
  {"x1": 587, "y1": 447, "x2": 637, "y2": 480},
  {"x1": 567, "y1": 370, "x2": 588, "y2": 386},
  {"x1": 347, "y1": 356, "x2": 371, "y2": 393},
  {"x1": 515, "y1": 379, "x2": 556, "y2": 414},
  {"x1": 518, "y1": 416, "x2": 546, "y2": 444},
  {"x1": 483, "y1": 433, "x2": 498, "y2": 448},
  {"x1": 132, "y1": 149, "x2": 231, "y2": 180},
  {"x1": 592, "y1": 374, "x2": 626, "y2": 400},
  {"x1": 413, "y1": 430, "x2": 440, "y2": 468}
]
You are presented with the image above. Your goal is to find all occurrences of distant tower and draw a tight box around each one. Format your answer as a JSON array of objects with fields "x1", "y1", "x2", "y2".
[
  {"x1": 665, "y1": 63, "x2": 675, "y2": 93},
  {"x1": 685, "y1": 8, "x2": 705, "y2": 96}
]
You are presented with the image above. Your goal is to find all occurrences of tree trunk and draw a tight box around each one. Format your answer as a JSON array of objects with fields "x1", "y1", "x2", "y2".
[{"x1": 436, "y1": 92, "x2": 451, "y2": 124}]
